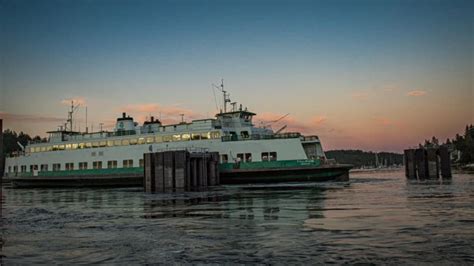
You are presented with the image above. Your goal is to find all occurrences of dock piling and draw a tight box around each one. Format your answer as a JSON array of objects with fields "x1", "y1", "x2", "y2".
[
  {"x1": 439, "y1": 146, "x2": 452, "y2": 178},
  {"x1": 405, "y1": 146, "x2": 452, "y2": 180}
]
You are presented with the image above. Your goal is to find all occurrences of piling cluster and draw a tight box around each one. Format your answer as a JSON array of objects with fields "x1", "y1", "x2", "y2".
[
  {"x1": 404, "y1": 147, "x2": 451, "y2": 179},
  {"x1": 144, "y1": 150, "x2": 220, "y2": 193},
  {"x1": 0, "y1": 119, "x2": 4, "y2": 179}
]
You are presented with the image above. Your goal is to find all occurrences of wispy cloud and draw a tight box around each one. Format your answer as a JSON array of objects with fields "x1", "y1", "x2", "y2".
[
  {"x1": 351, "y1": 91, "x2": 370, "y2": 101},
  {"x1": 61, "y1": 97, "x2": 87, "y2": 106},
  {"x1": 0, "y1": 112, "x2": 64, "y2": 123},
  {"x1": 406, "y1": 90, "x2": 427, "y2": 97}
]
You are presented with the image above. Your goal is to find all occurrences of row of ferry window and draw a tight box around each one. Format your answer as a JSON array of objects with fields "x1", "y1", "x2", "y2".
[
  {"x1": 8, "y1": 159, "x2": 145, "y2": 173},
  {"x1": 220, "y1": 152, "x2": 277, "y2": 163},
  {"x1": 28, "y1": 131, "x2": 222, "y2": 153}
]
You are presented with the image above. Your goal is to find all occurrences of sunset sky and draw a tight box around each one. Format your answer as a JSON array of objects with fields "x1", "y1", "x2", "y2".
[{"x1": 1, "y1": 0, "x2": 472, "y2": 152}]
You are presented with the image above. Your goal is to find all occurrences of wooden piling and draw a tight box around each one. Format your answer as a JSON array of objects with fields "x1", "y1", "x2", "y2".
[
  {"x1": 0, "y1": 119, "x2": 4, "y2": 179},
  {"x1": 174, "y1": 150, "x2": 186, "y2": 189},
  {"x1": 439, "y1": 146, "x2": 452, "y2": 178},
  {"x1": 154, "y1": 152, "x2": 164, "y2": 192},
  {"x1": 144, "y1": 153, "x2": 155, "y2": 193},
  {"x1": 415, "y1": 148, "x2": 428, "y2": 179},
  {"x1": 163, "y1": 151, "x2": 174, "y2": 190},
  {"x1": 404, "y1": 149, "x2": 416, "y2": 179},
  {"x1": 426, "y1": 148, "x2": 439, "y2": 179},
  {"x1": 201, "y1": 157, "x2": 208, "y2": 187}
]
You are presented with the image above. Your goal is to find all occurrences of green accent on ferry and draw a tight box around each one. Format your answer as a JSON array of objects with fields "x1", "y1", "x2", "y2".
[{"x1": 219, "y1": 159, "x2": 321, "y2": 171}]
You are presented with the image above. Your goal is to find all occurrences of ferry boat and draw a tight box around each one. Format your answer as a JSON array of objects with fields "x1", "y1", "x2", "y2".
[{"x1": 3, "y1": 82, "x2": 351, "y2": 187}]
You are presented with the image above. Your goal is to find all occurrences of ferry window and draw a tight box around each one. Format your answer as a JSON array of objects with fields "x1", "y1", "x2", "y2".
[
  {"x1": 46, "y1": 146, "x2": 52, "y2": 151},
  {"x1": 93, "y1": 161, "x2": 103, "y2": 169},
  {"x1": 21, "y1": 165, "x2": 27, "y2": 173},
  {"x1": 163, "y1": 135, "x2": 172, "y2": 142},
  {"x1": 236, "y1": 153, "x2": 244, "y2": 162},
  {"x1": 107, "y1": 140, "x2": 114, "y2": 147},
  {"x1": 155, "y1": 136, "x2": 162, "y2": 143},
  {"x1": 78, "y1": 143, "x2": 85, "y2": 149},
  {"x1": 270, "y1": 152, "x2": 277, "y2": 161},
  {"x1": 191, "y1": 134, "x2": 201, "y2": 140},
  {"x1": 91, "y1": 152, "x2": 97, "y2": 157},
  {"x1": 35, "y1": 147, "x2": 41, "y2": 152},
  {"x1": 123, "y1": 159, "x2": 133, "y2": 168},
  {"x1": 85, "y1": 143, "x2": 92, "y2": 148},
  {"x1": 79, "y1": 162, "x2": 88, "y2": 170},
  {"x1": 40, "y1": 164, "x2": 48, "y2": 171},
  {"x1": 173, "y1": 134, "x2": 181, "y2": 141},
  {"x1": 211, "y1": 131, "x2": 221, "y2": 139},
  {"x1": 182, "y1": 133, "x2": 190, "y2": 141},
  {"x1": 261, "y1": 152, "x2": 269, "y2": 161},
  {"x1": 107, "y1": 160, "x2": 118, "y2": 169},
  {"x1": 245, "y1": 153, "x2": 252, "y2": 162},
  {"x1": 114, "y1": 140, "x2": 121, "y2": 146},
  {"x1": 65, "y1": 163, "x2": 74, "y2": 171},
  {"x1": 98, "y1": 151, "x2": 104, "y2": 156},
  {"x1": 241, "y1": 131, "x2": 249, "y2": 139},
  {"x1": 146, "y1": 137, "x2": 154, "y2": 144},
  {"x1": 65, "y1": 144, "x2": 71, "y2": 150},
  {"x1": 99, "y1": 141, "x2": 107, "y2": 147},
  {"x1": 221, "y1": 154, "x2": 228, "y2": 163},
  {"x1": 139, "y1": 159, "x2": 144, "y2": 167},
  {"x1": 130, "y1": 139, "x2": 138, "y2": 145},
  {"x1": 53, "y1": 145, "x2": 59, "y2": 151},
  {"x1": 14, "y1": 166, "x2": 18, "y2": 173},
  {"x1": 92, "y1": 142, "x2": 100, "y2": 148},
  {"x1": 53, "y1": 164, "x2": 61, "y2": 171},
  {"x1": 30, "y1": 165, "x2": 38, "y2": 172},
  {"x1": 71, "y1": 143, "x2": 78, "y2": 149},
  {"x1": 121, "y1": 139, "x2": 130, "y2": 146},
  {"x1": 201, "y1": 132, "x2": 210, "y2": 140},
  {"x1": 138, "y1": 138, "x2": 145, "y2": 144},
  {"x1": 40, "y1": 146, "x2": 46, "y2": 152}
]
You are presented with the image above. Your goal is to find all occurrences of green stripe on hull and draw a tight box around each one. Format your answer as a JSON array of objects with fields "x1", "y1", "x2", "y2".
[{"x1": 219, "y1": 159, "x2": 321, "y2": 171}]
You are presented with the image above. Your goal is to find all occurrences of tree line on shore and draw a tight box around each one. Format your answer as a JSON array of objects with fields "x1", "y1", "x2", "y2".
[
  {"x1": 2, "y1": 130, "x2": 47, "y2": 155},
  {"x1": 325, "y1": 150, "x2": 403, "y2": 168}
]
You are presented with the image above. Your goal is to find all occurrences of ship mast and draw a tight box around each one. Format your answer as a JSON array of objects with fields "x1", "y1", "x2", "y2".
[
  {"x1": 220, "y1": 79, "x2": 231, "y2": 113},
  {"x1": 66, "y1": 100, "x2": 80, "y2": 132}
]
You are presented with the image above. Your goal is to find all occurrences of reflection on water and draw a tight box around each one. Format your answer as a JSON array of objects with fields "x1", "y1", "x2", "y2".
[{"x1": 1, "y1": 171, "x2": 473, "y2": 264}]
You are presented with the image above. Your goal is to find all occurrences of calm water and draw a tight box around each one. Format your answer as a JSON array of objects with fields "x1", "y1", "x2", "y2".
[{"x1": 1, "y1": 170, "x2": 473, "y2": 264}]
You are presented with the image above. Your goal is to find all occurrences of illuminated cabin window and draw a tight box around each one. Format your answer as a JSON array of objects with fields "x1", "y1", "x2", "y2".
[
  {"x1": 65, "y1": 163, "x2": 74, "y2": 170},
  {"x1": 41, "y1": 164, "x2": 48, "y2": 171},
  {"x1": 52, "y1": 145, "x2": 59, "y2": 151},
  {"x1": 59, "y1": 145, "x2": 65, "y2": 150},
  {"x1": 201, "y1": 132, "x2": 210, "y2": 140},
  {"x1": 122, "y1": 159, "x2": 133, "y2": 168},
  {"x1": 65, "y1": 144, "x2": 72, "y2": 150},
  {"x1": 79, "y1": 162, "x2": 88, "y2": 170},
  {"x1": 173, "y1": 134, "x2": 181, "y2": 141},
  {"x1": 107, "y1": 160, "x2": 118, "y2": 169},
  {"x1": 154, "y1": 136, "x2": 162, "y2": 143},
  {"x1": 138, "y1": 138, "x2": 145, "y2": 144},
  {"x1": 122, "y1": 139, "x2": 130, "y2": 145},
  {"x1": 92, "y1": 142, "x2": 100, "y2": 148},
  {"x1": 40, "y1": 146, "x2": 46, "y2": 152},
  {"x1": 52, "y1": 164, "x2": 61, "y2": 171},
  {"x1": 47, "y1": 146, "x2": 52, "y2": 151},
  {"x1": 93, "y1": 161, "x2": 103, "y2": 169},
  {"x1": 114, "y1": 140, "x2": 121, "y2": 146},
  {"x1": 130, "y1": 139, "x2": 138, "y2": 145},
  {"x1": 85, "y1": 143, "x2": 92, "y2": 148},
  {"x1": 146, "y1": 137, "x2": 154, "y2": 144},
  {"x1": 139, "y1": 159, "x2": 144, "y2": 167},
  {"x1": 99, "y1": 141, "x2": 107, "y2": 147},
  {"x1": 163, "y1": 135, "x2": 172, "y2": 142},
  {"x1": 71, "y1": 143, "x2": 78, "y2": 149},
  {"x1": 78, "y1": 143, "x2": 85, "y2": 149},
  {"x1": 107, "y1": 140, "x2": 114, "y2": 147},
  {"x1": 191, "y1": 134, "x2": 201, "y2": 140},
  {"x1": 211, "y1": 131, "x2": 221, "y2": 139},
  {"x1": 182, "y1": 133, "x2": 191, "y2": 141}
]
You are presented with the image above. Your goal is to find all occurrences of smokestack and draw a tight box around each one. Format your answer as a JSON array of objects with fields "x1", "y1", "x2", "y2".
[
  {"x1": 122, "y1": 112, "x2": 126, "y2": 118},
  {"x1": 151, "y1": 116, "x2": 154, "y2": 122}
]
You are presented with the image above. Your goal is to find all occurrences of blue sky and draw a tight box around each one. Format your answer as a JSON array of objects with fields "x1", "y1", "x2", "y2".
[{"x1": 1, "y1": 0, "x2": 472, "y2": 151}]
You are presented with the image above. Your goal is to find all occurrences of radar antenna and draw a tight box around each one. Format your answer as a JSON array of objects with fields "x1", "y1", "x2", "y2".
[
  {"x1": 66, "y1": 100, "x2": 81, "y2": 132},
  {"x1": 212, "y1": 79, "x2": 230, "y2": 113}
]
